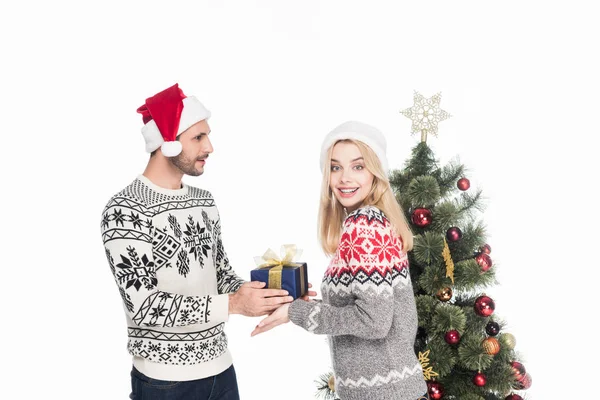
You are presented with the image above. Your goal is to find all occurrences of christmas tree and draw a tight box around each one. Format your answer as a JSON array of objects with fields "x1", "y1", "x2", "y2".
[{"x1": 315, "y1": 92, "x2": 532, "y2": 400}]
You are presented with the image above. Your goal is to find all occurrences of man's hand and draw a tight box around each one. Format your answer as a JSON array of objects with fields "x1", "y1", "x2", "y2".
[
  {"x1": 229, "y1": 281, "x2": 293, "y2": 317},
  {"x1": 300, "y1": 282, "x2": 318, "y2": 302},
  {"x1": 251, "y1": 303, "x2": 290, "y2": 336}
]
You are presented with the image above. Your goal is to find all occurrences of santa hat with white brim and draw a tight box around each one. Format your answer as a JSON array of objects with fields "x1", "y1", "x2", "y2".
[
  {"x1": 137, "y1": 83, "x2": 211, "y2": 157},
  {"x1": 319, "y1": 120, "x2": 389, "y2": 174}
]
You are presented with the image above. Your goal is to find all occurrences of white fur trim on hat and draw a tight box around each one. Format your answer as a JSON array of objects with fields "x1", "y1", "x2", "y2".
[
  {"x1": 141, "y1": 119, "x2": 163, "y2": 153},
  {"x1": 141, "y1": 96, "x2": 211, "y2": 156},
  {"x1": 178, "y1": 96, "x2": 211, "y2": 136},
  {"x1": 320, "y1": 121, "x2": 389, "y2": 174}
]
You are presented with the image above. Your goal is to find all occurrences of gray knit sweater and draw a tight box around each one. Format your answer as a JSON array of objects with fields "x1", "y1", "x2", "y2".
[{"x1": 289, "y1": 206, "x2": 427, "y2": 400}]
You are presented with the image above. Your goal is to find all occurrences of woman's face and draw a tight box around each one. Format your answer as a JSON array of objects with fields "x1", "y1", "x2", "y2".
[{"x1": 329, "y1": 142, "x2": 375, "y2": 212}]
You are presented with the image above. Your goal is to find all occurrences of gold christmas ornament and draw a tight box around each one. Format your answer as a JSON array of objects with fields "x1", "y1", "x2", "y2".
[
  {"x1": 328, "y1": 375, "x2": 335, "y2": 392},
  {"x1": 442, "y1": 238, "x2": 455, "y2": 283},
  {"x1": 502, "y1": 333, "x2": 517, "y2": 350},
  {"x1": 400, "y1": 91, "x2": 451, "y2": 143},
  {"x1": 436, "y1": 287, "x2": 453, "y2": 302},
  {"x1": 482, "y1": 337, "x2": 501, "y2": 355}
]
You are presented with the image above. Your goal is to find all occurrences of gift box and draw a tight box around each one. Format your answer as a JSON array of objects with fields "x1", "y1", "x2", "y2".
[{"x1": 251, "y1": 245, "x2": 308, "y2": 300}]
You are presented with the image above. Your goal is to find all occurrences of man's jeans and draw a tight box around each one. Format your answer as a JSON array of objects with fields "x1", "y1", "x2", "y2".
[{"x1": 130, "y1": 364, "x2": 240, "y2": 400}]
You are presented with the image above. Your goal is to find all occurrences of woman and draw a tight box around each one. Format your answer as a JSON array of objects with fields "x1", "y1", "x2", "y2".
[{"x1": 252, "y1": 121, "x2": 428, "y2": 400}]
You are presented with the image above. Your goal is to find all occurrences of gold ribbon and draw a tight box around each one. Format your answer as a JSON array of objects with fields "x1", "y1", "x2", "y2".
[{"x1": 254, "y1": 244, "x2": 304, "y2": 290}]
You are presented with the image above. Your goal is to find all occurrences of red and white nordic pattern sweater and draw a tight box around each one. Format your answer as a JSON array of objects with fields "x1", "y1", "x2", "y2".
[{"x1": 289, "y1": 205, "x2": 427, "y2": 400}]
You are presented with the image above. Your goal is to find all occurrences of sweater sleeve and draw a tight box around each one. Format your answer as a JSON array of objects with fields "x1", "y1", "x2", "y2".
[
  {"x1": 101, "y1": 198, "x2": 230, "y2": 327},
  {"x1": 288, "y1": 214, "x2": 398, "y2": 339},
  {"x1": 212, "y1": 206, "x2": 246, "y2": 294}
]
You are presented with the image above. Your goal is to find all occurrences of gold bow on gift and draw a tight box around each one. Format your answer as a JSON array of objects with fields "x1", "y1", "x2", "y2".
[{"x1": 254, "y1": 244, "x2": 304, "y2": 290}]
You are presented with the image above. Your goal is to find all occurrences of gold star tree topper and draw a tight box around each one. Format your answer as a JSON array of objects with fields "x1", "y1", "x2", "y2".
[{"x1": 400, "y1": 91, "x2": 451, "y2": 142}]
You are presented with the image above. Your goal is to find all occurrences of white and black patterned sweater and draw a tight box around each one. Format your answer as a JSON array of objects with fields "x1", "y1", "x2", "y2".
[{"x1": 101, "y1": 175, "x2": 245, "y2": 381}]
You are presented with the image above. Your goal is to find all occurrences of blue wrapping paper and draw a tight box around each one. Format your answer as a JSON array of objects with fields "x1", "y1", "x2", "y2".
[{"x1": 250, "y1": 262, "x2": 308, "y2": 300}]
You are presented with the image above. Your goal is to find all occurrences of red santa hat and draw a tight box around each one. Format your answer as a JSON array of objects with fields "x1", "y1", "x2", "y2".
[{"x1": 136, "y1": 83, "x2": 211, "y2": 157}]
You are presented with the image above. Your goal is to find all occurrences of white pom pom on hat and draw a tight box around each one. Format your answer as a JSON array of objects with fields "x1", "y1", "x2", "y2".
[
  {"x1": 320, "y1": 120, "x2": 389, "y2": 174},
  {"x1": 137, "y1": 83, "x2": 211, "y2": 157},
  {"x1": 160, "y1": 141, "x2": 183, "y2": 157}
]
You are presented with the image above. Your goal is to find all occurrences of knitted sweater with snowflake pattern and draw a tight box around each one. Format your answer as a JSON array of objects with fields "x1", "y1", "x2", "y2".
[
  {"x1": 289, "y1": 205, "x2": 427, "y2": 400},
  {"x1": 100, "y1": 174, "x2": 245, "y2": 381}
]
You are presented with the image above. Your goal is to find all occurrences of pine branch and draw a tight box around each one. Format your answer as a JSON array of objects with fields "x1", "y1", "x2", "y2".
[
  {"x1": 416, "y1": 295, "x2": 438, "y2": 327},
  {"x1": 408, "y1": 175, "x2": 441, "y2": 208},
  {"x1": 403, "y1": 142, "x2": 439, "y2": 177},
  {"x1": 314, "y1": 372, "x2": 339, "y2": 400},
  {"x1": 413, "y1": 232, "x2": 445, "y2": 266},
  {"x1": 460, "y1": 305, "x2": 490, "y2": 338},
  {"x1": 453, "y1": 259, "x2": 496, "y2": 293},
  {"x1": 417, "y1": 262, "x2": 450, "y2": 294},
  {"x1": 389, "y1": 169, "x2": 412, "y2": 194},
  {"x1": 457, "y1": 189, "x2": 486, "y2": 215},
  {"x1": 448, "y1": 222, "x2": 488, "y2": 261},
  {"x1": 431, "y1": 304, "x2": 467, "y2": 335},
  {"x1": 439, "y1": 157, "x2": 465, "y2": 197},
  {"x1": 457, "y1": 336, "x2": 493, "y2": 371},
  {"x1": 427, "y1": 336, "x2": 458, "y2": 378},
  {"x1": 430, "y1": 200, "x2": 461, "y2": 232}
]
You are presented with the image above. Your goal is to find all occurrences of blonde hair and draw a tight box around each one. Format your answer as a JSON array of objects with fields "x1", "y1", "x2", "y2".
[{"x1": 318, "y1": 139, "x2": 413, "y2": 256}]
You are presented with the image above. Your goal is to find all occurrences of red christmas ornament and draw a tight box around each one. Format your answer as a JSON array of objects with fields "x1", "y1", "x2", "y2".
[
  {"x1": 457, "y1": 177, "x2": 470, "y2": 191},
  {"x1": 473, "y1": 372, "x2": 487, "y2": 387},
  {"x1": 475, "y1": 252, "x2": 493, "y2": 272},
  {"x1": 505, "y1": 395, "x2": 523, "y2": 400},
  {"x1": 480, "y1": 244, "x2": 492, "y2": 254},
  {"x1": 446, "y1": 227, "x2": 462, "y2": 242},
  {"x1": 474, "y1": 295, "x2": 495, "y2": 317},
  {"x1": 411, "y1": 208, "x2": 433, "y2": 228},
  {"x1": 512, "y1": 373, "x2": 532, "y2": 390},
  {"x1": 510, "y1": 361, "x2": 526, "y2": 381},
  {"x1": 444, "y1": 330, "x2": 461, "y2": 345},
  {"x1": 426, "y1": 381, "x2": 445, "y2": 400}
]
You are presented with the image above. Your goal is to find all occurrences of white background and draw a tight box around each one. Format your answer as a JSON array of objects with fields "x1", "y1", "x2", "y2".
[{"x1": 2, "y1": 1, "x2": 598, "y2": 399}]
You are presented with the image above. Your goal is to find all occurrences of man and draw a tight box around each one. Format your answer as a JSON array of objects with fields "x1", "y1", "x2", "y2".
[{"x1": 100, "y1": 83, "x2": 308, "y2": 399}]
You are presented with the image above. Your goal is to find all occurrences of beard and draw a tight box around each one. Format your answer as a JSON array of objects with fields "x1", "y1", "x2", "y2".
[{"x1": 169, "y1": 152, "x2": 206, "y2": 176}]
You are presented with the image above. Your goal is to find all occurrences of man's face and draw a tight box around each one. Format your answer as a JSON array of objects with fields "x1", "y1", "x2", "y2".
[{"x1": 169, "y1": 120, "x2": 213, "y2": 176}]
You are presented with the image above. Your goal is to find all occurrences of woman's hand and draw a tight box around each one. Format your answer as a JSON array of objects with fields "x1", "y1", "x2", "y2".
[
  {"x1": 301, "y1": 282, "x2": 318, "y2": 301},
  {"x1": 251, "y1": 303, "x2": 290, "y2": 336}
]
